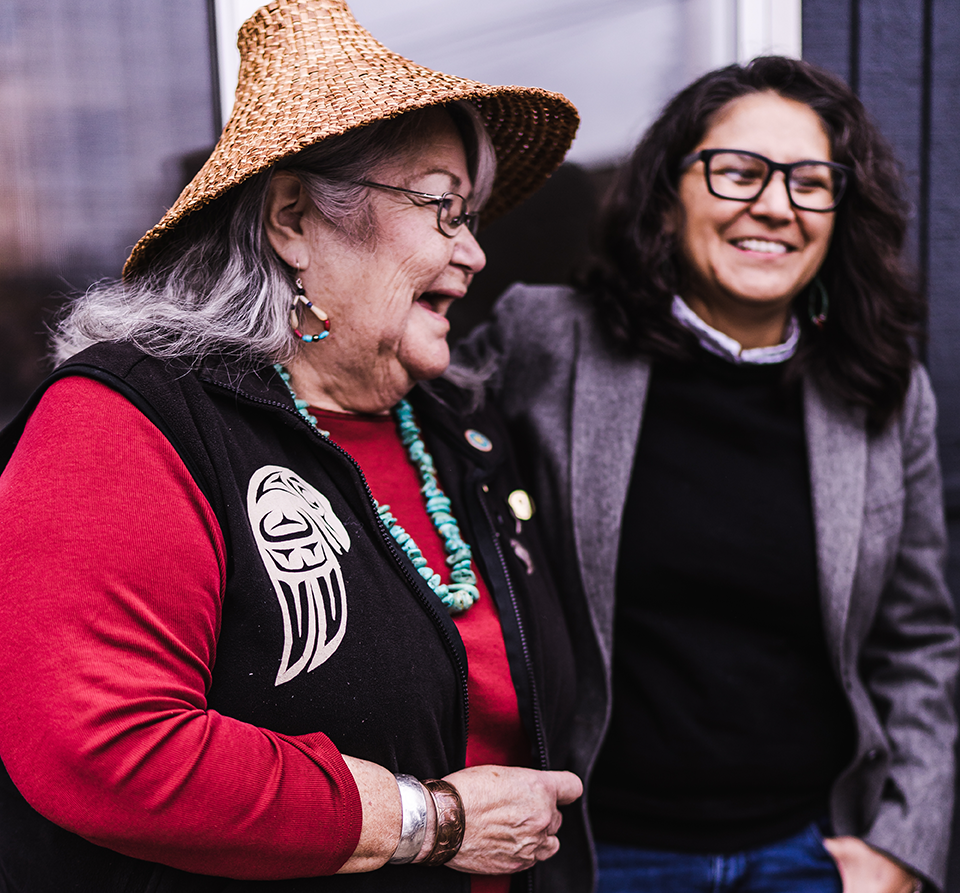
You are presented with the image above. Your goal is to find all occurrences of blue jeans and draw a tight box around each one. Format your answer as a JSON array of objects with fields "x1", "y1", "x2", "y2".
[{"x1": 596, "y1": 823, "x2": 843, "y2": 893}]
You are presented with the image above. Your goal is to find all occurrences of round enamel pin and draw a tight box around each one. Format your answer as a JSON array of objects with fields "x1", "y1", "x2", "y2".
[{"x1": 464, "y1": 429, "x2": 493, "y2": 452}]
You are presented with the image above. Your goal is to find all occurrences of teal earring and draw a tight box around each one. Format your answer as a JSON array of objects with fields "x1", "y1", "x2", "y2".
[{"x1": 289, "y1": 267, "x2": 330, "y2": 343}]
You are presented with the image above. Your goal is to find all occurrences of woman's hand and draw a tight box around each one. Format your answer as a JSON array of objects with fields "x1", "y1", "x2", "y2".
[
  {"x1": 823, "y1": 837, "x2": 921, "y2": 893},
  {"x1": 441, "y1": 764, "x2": 583, "y2": 875}
]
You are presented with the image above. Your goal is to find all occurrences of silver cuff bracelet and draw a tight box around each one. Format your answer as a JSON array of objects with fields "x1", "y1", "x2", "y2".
[{"x1": 387, "y1": 773, "x2": 428, "y2": 864}]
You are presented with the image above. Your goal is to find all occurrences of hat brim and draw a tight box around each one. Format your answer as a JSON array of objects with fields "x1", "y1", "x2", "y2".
[{"x1": 123, "y1": 0, "x2": 578, "y2": 279}]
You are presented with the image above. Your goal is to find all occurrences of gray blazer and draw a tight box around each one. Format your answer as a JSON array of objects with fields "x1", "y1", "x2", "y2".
[{"x1": 455, "y1": 283, "x2": 960, "y2": 891}]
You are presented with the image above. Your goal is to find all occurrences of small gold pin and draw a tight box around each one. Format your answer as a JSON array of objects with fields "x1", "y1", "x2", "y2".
[{"x1": 507, "y1": 489, "x2": 535, "y2": 521}]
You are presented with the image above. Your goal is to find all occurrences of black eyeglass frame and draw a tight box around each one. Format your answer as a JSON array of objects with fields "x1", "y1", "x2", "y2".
[
  {"x1": 679, "y1": 149, "x2": 854, "y2": 212},
  {"x1": 353, "y1": 180, "x2": 480, "y2": 237}
]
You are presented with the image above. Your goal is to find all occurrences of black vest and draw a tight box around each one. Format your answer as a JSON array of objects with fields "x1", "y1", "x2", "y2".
[{"x1": 0, "y1": 343, "x2": 581, "y2": 893}]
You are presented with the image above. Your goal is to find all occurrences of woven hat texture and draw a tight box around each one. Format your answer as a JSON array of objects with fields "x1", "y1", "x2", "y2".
[{"x1": 123, "y1": 0, "x2": 579, "y2": 278}]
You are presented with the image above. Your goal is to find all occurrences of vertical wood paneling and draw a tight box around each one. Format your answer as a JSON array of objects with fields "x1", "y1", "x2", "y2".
[
  {"x1": 928, "y1": 0, "x2": 960, "y2": 506},
  {"x1": 801, "y1": 0, "x2": 854, "y2": 83},
  {"x1": 858, "y1": 2, "x2": 926, "y2": 265}
]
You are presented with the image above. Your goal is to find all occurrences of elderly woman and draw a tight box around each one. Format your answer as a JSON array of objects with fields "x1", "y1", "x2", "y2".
[
  {"x1": 0, "y1": 2, "x2": 587, "y2": 891},
  {"x1": 456, "y1": 57, "x2": 958, "y2": 893}
]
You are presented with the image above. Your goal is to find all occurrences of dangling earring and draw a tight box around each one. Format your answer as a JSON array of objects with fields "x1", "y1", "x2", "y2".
[
  {"x1": 808, "y1": 276, "x2": 829, "y2": 329},
  {"x1": 289, "y1": 273, "x2": 330, "y2": 343}
]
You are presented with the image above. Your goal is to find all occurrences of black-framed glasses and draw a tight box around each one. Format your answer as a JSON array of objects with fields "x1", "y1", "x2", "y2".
[
  {"x1": 354, "y1": 180, "x2": 480, "y2": 237},
  {"x1": 680, "y1": 149, "x2": 853, "y2": 212}
]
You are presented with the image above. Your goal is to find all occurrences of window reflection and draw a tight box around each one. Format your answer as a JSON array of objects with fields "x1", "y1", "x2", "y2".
[{"x1": 0, "y1": 1, "x2": 216, "y2": 423}]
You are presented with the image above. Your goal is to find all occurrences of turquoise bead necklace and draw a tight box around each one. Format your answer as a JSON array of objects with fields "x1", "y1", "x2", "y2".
[{"x1": 274, "y1": 365, "x2": 480, "y2": 613}]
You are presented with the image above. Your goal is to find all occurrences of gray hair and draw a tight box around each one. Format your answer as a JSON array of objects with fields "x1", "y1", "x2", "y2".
[{"x1": 52, "y1": 101, "x2": 497, "y2": 367}]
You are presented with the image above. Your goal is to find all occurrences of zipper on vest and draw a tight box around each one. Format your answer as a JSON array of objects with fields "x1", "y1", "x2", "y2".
[
  {"x1": 475, "y1": 482, "x2": 545, "y2": 893},
  {"x1": 475, "y1": 480, "x2": 550, "y2": 774},
  {"x1": 228, "y1": 389, "x2": 471, "y2": 751}
]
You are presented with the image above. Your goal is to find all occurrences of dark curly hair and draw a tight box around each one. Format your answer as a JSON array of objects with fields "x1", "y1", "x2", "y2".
[{"x1": 580, "y1": 56, "x2": 923, "y2": 429}]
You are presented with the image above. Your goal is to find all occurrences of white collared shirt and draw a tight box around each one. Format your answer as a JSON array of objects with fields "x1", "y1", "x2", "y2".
[{"x1": 671, "y1": 295, "x2": 799, "y2": 366}]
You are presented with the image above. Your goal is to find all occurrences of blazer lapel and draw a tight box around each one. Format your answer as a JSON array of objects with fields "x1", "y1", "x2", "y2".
[
  {"x1": 570, "y1": 323, "x2": 649, "y2": 655},
  {"x1": 804, "y1": 376, "x2": 867, "y2": 670}
]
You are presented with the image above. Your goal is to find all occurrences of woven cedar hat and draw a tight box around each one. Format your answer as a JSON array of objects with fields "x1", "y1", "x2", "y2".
[{"x1": 123, "y1": 0, "x2": 579, "y2": 279}]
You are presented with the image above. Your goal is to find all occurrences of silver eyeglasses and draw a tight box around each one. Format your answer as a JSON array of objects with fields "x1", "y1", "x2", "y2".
[
  {"x1": 354, "y1": 180, "x2": 480, "y2": 237},
  {"x1": 680, "y1": 149, "x2": 853, "y2": 212}
]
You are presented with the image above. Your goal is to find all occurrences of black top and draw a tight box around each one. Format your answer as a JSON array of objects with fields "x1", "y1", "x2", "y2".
[
  {"x1": 589, "y1": 349, "x2": 855, "y2": 853},
  {"x1": 0, "y1": 343, "x2": 582, "y2": 893}
]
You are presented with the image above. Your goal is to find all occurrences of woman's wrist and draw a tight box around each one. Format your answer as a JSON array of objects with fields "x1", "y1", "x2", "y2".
[
  {"x1": 387, "y1": 773, "x2": 465, "y2": 867},
  {"x1": 413, "y1": 782, "x2": 439, "y2": 863},
  {"x1": 387, "y1": 775, "x2": 430, "y2": 864},
  {"x1": 419, "y1": 779, "x2": 466, "y2": 866}
]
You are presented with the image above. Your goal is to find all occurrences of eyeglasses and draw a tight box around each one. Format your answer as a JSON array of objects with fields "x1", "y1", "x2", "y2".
[
  {"x1": 353, "y1": 180, "x2": 480, "y2": 237},
  {"x1": 680, "y1": 149, "x2": 853, "y2": 212}
]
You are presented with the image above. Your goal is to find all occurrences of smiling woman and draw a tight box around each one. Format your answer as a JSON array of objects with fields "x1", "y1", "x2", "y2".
[
  {"x1": 455, "y1": 55, "x2": 957, "y2": 893},
  {"x1": 266, "y1": 109, "x2": 488, "y2": 415},
  {"x1": 670, "y1": 91, "x2": 837, "y2": 349},
  {"x1": 0, "y1": 2, "x2": 590, "y2": 892}
]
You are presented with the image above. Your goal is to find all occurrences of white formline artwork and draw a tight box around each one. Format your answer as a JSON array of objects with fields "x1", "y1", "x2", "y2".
[{"x1": 248, "y1": 466, "x2": 352, "y2": 685}]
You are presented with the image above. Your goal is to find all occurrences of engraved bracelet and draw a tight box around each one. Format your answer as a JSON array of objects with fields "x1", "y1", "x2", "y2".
[
  {"x1": 387, "y1": 774, "x2": 428, "y2": 864},
  {"x1": 420, "y1": 779, "x2": 465, "y2": 867}
]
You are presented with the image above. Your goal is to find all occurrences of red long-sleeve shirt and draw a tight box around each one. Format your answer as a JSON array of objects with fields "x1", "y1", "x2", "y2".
[{"x1": 0, "y1": 377, "x2": 524, "y2": 887}]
